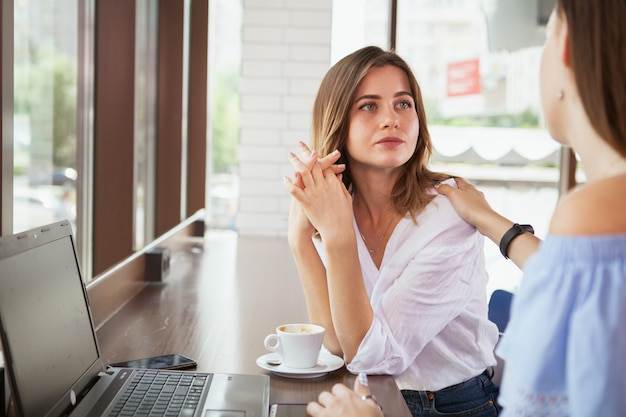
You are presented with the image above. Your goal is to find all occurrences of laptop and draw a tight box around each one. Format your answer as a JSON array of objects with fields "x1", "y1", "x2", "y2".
[{"x1": 0, "y1": 220, "x2": 269, "y2": 417}]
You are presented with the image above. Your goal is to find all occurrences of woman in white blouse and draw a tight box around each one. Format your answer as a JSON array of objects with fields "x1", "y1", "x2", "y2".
[{"x1": 284, "y1": 46, "x2": 500, "y2": 417}]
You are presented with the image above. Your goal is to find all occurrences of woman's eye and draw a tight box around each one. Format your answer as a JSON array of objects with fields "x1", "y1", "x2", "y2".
[
  {"x1": 397, "y1": 100, "x2": 413, "y2": 109},
  {"x1": 359, "y1": 103, "x2": 376, "y2": 111}
]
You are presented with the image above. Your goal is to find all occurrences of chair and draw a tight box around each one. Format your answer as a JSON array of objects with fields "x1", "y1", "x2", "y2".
[
  {"x1": 487, "y1": 289, "x2": 514, "y2": 386},
  {"x1": 488, "y1": 289, "x2": 514, "y2": 334}
]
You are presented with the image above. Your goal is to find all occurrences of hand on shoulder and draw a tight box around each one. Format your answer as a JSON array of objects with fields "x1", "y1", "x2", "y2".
[
  {"x1": 550, "y1": 175, "x2": 626, "y2": 235},
  {"x1": 435, "y1": 177, "x2": 506, "y2": 235}
]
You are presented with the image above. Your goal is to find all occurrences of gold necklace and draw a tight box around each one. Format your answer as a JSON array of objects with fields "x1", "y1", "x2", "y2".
[{"x1": 359, "y1": 213, "x2": 398, "y2": 254}]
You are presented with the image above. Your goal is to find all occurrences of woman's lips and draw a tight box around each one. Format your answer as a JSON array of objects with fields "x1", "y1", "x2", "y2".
[{"x1": 376, "y1": 137, "x2": 403, "y2": 145}]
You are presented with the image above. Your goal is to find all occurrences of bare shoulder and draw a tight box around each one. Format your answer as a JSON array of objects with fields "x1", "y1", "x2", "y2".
[{"x1": 550, "y1": 176, "x2": 626, "y2": 235}]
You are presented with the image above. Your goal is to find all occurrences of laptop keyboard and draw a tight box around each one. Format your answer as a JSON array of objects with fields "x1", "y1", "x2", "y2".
[{"x1": 108, "y1": 370, "x2": 209, "y2": 417}]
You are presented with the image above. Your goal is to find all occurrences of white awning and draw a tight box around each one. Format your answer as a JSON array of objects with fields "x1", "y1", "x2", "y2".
[{"x1": 430, "y1": 125, "x2": 560, "y2": 165}]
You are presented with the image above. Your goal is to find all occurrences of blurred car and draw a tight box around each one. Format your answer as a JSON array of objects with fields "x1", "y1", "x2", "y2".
[{"x1": 28, "y1": 167, "x2": 77, "y2": 188}]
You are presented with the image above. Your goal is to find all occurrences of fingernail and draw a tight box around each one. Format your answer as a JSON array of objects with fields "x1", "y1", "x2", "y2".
[
  {"x1": 359, "y1": 372, "x2": 369, "y2": 387},
  {"x1": 330, "y1": 149, "x2": 339, "y2": 156},
  {"x1": 288, "y1": 152, "x2": 296, "y2": 159}
]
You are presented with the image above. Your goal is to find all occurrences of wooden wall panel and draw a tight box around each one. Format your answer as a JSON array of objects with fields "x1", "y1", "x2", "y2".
[
  {"x1": 0, "y1": 0, "x2": 12, "y2": 235},
  {"x1": 93, "y1": 0, "x2": 136, "y2": 275},
  {"x1": 1, "y1": 0, "x2": 4, "y2": 234},
  {"x1": 187, "y1": 0, "x2": 208, "y2": 217},
  {"x1": 155, "y1": 0, "x2": 184, "y2": 236}
]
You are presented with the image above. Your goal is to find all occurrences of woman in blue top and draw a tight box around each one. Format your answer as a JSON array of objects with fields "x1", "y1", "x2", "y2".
[
  {"x1": 437, "y1": 0, "x2": 626, "y2": 415},
  {"x1": 307, "y1": 0, "x2": 626, "y2": 416}
]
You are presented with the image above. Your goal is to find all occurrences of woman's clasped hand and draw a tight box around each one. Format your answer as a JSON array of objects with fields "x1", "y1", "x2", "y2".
[{"x1": 306, "y1": 373, "x2": 384, "y2": 417}]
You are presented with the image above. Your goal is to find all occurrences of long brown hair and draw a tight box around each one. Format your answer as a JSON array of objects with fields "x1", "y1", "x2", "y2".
[
  {"x1": 555, "y1": 0, "x2": 626, "y2": 158},
  {"x1": 310, "y1": 46, "x2": 448, "y2": 220}
]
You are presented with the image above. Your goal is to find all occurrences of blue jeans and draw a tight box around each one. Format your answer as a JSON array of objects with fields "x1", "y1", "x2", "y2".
[{"x1": 401, "y1": 370, "x2": 500, "y2": 417}]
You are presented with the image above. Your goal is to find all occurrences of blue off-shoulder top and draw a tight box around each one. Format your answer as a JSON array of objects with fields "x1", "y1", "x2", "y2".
[{"x1": 497, "y1": 234, "x2": 626, "y2": 417}]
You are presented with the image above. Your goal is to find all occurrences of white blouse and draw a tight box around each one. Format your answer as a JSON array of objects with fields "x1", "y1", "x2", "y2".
[{"x1": 316, "y1": 184, "x2": 499, "y2": 391}]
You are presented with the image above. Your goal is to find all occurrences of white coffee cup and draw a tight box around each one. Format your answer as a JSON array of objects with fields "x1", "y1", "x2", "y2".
[{"x1": 263, "y1": 323, "x2": 325, "y2": 369}]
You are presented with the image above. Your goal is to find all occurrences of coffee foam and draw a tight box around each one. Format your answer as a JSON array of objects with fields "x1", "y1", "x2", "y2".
[{"x1": 279, "y1": 324, "x2": 318, "y2": 334}]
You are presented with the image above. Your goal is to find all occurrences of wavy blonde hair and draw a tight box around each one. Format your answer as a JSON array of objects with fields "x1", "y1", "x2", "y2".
[{"x1": 310, "y1": 46, "x2": 449, "y2": 220}]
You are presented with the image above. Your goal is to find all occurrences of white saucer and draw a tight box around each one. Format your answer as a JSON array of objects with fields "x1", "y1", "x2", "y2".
[{"x1": 256, "y1": 352, "x2": 344, "y2": 379}]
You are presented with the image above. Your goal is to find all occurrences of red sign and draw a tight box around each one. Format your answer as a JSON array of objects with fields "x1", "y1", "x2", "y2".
[{"x1": 446, "y1": 59, "x2": 481, "y2": 97}]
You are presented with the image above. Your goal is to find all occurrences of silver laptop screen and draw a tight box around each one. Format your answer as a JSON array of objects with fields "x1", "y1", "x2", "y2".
[{"x1": 0, "y1": 231, "x2": 99, "y2": 417}]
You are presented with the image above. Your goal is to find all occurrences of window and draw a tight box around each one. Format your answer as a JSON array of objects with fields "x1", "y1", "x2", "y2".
[
  {"x1": 396, "y1": 0, "x2": 560, "y2": 291},
  {"x1": 14, "y1": 0, "x2": 79, "y2": 234},
  {"x1": 331, "y1": 0, "x2": 390, "y2": 64},
  {"x1": 7, "y1": 0, "x2": 209, "y2": 279},
  {"x1": 134, "y1": 0, "x2": 159, "y2": 248},
  {"x1": 207, "y1": 0, "x2": 241, "y2": 230}
]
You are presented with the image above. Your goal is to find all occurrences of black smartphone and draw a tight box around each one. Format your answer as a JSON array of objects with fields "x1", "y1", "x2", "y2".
[
  {"x1": 108, "y1": 354, "x2": 197, "y2": 370},
  {"x1": 269, "y1": 403, "x2": 309, "y2": 417}
]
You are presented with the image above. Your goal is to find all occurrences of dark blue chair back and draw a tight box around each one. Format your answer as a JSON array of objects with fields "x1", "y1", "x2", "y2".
[{"x1": 488, "y1": 289, "x2": 514, "y2": 334}]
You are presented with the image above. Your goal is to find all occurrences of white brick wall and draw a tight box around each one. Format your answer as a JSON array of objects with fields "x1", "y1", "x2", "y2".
[{"x1": 237, "y1": 0, "x2": 333, "y2": 236}]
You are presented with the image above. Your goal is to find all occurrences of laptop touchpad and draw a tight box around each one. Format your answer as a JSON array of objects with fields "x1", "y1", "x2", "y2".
[{"x1": 205, "y1": 411, "x2": 246, "y2": 417}]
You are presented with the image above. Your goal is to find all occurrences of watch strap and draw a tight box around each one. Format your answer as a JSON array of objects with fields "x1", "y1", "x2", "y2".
[{"x1": 499, "y1": 223, "x2": 534, "y2": 259}]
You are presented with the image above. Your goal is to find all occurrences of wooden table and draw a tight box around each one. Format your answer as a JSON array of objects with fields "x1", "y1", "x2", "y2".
[{"x1": 95, "y1": 231, "x2": 411, "y2": 416}]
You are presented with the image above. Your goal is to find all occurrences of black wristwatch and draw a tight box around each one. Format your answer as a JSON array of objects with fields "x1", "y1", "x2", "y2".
[{"x1": 499, "y1": 223, "x2": 534, "y2": 259}]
